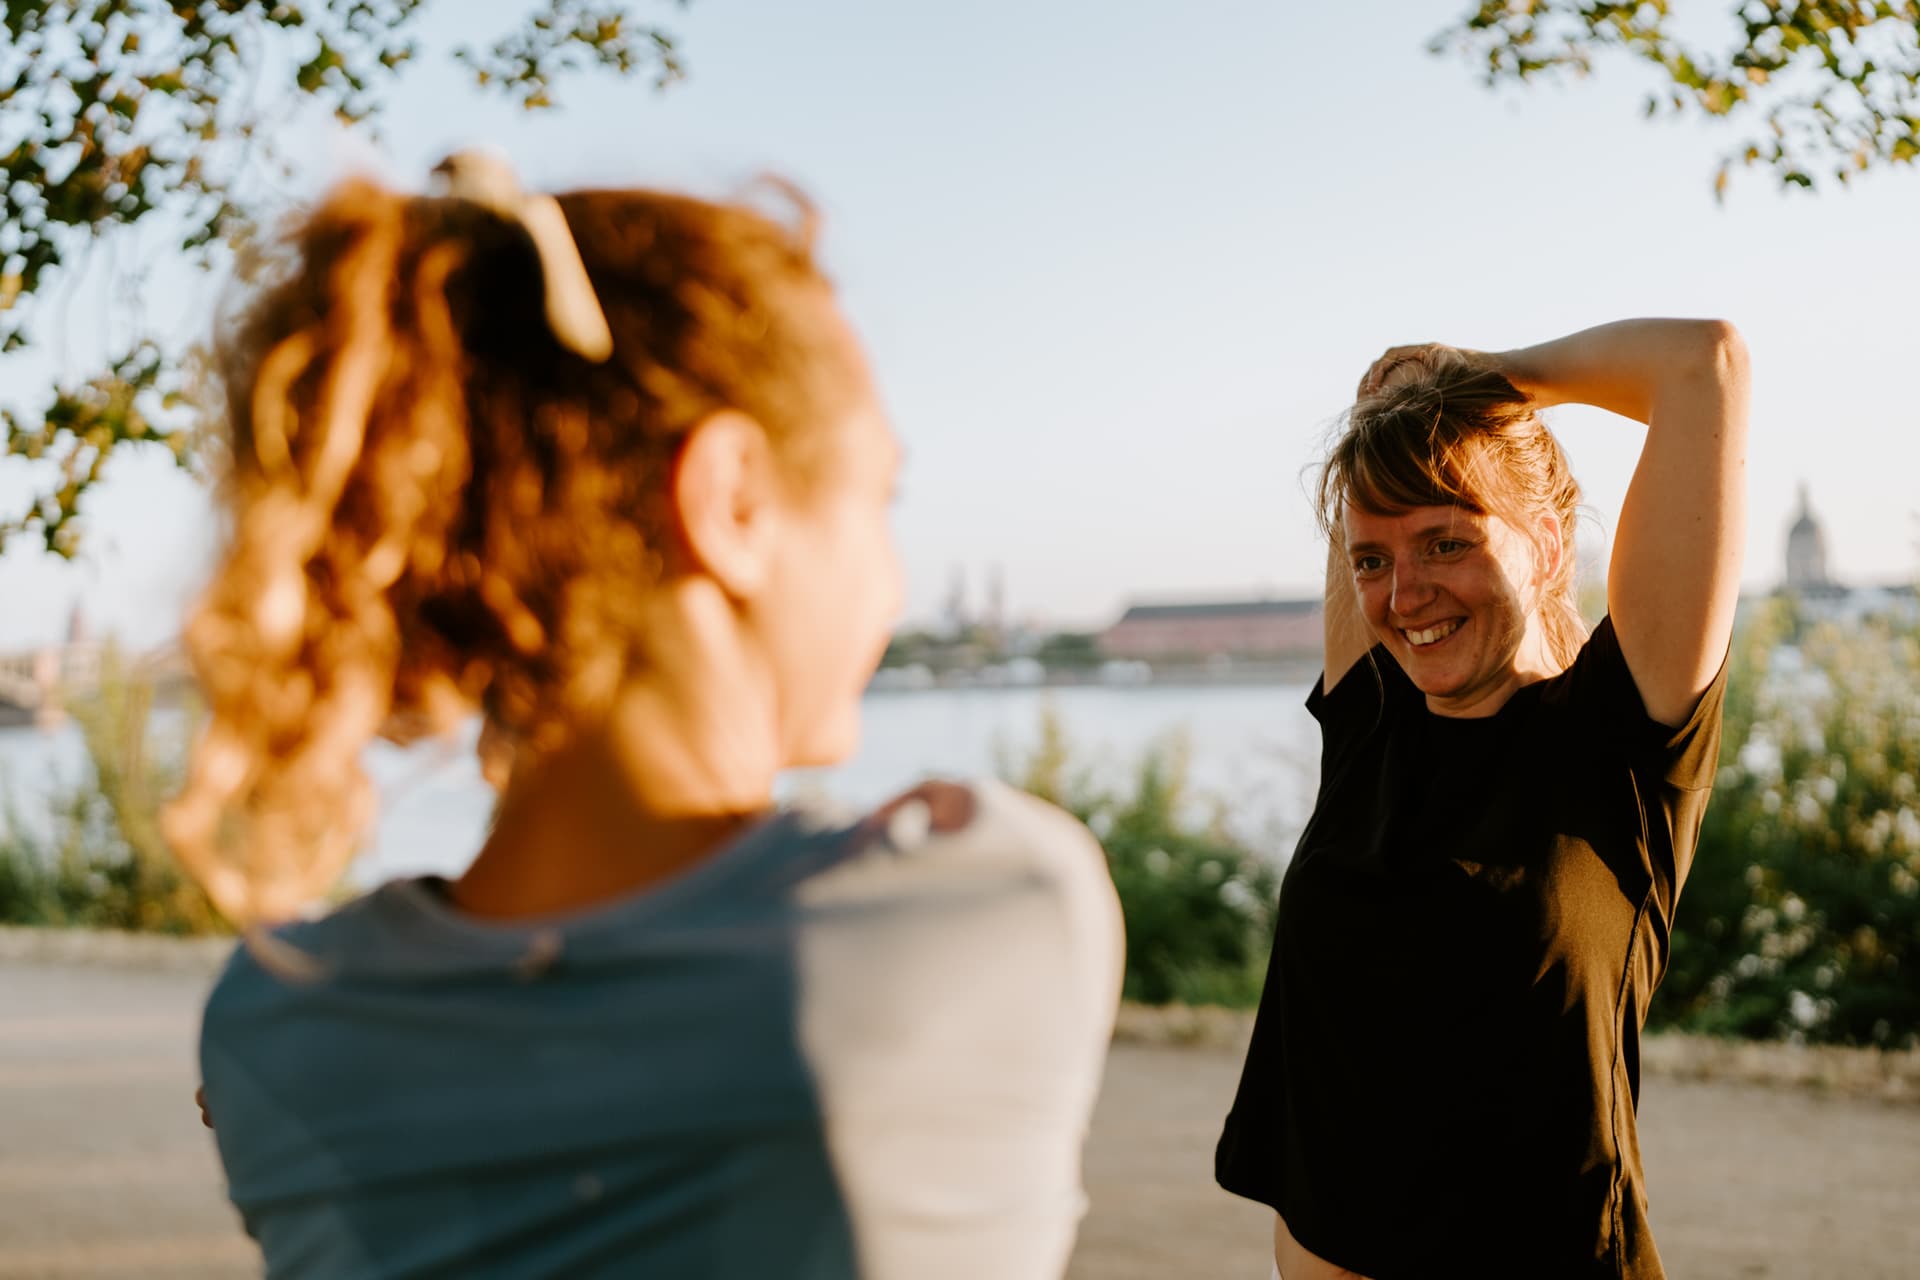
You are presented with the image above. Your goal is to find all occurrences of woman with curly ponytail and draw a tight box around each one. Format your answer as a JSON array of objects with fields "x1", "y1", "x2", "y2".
[{"x1": 174, "y1": 154, "x2": 1122, "y2": 1280}]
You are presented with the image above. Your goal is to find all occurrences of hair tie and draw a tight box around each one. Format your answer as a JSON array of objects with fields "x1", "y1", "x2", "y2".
[{"x1": 431, "y1": 148, "x2": 614, "y2": 362}]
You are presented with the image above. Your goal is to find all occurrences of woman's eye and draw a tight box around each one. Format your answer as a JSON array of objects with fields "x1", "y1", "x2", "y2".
[
  {"x1": 1354, "y1": 556, "x2": 1386, "y2": 574},
  {"x1": 1432, "y1": 540, "x2": 1469, "y2": 556}
]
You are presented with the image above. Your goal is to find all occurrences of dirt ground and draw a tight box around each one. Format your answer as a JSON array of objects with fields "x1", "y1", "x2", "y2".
[
  {"x1": 1068, "y1": 1041, "x2": 1920, "y2": 1279},
  {"x1": 3, "y1": 960, "x2": 1917, "y2": 1279}
]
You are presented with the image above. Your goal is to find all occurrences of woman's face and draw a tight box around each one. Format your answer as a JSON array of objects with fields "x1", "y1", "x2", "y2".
[
  {"x1": 1344, "y1": 501, "x2": 1549, "y2": 717},
  {"x1": 760, "y1": 392, "x2": 904, "y2": 769}
]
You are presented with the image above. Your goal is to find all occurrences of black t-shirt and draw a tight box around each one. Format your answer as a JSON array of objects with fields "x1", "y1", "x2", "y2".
[{"x1": 1216, "y1": 617, "x2": 1728, "y2": 1280}]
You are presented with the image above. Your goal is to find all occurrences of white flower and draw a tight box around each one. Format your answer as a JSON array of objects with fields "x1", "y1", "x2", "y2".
[{"x1": 1219, "y1": 879, "x2": 1258, "y2": 913}]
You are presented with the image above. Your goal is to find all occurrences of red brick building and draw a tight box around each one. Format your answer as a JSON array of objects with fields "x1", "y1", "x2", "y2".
[{"x1": 1098, "y1": 599, "x2": 1323, "y2": 662}]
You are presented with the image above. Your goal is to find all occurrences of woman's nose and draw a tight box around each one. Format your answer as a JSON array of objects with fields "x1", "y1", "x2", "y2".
[{"x1": 1391, "y1": 562, "x2": 1435, "y2": 615}]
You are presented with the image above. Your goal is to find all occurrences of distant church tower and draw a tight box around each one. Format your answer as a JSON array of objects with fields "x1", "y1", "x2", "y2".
[
  {"x1": 983, "y1": 564, "x2": 1006, "y2": 638},
  {"x1": 943, "y1": 566, "x2": 969, "y2": 637},
  {"x1": 1784, "y1": 483, "x2": 1831, "y2": 593}
]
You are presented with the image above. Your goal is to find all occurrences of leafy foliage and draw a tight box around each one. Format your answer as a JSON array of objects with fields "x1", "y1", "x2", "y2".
[
  {"x1": 1436, "y1": 2, "x2": 1920, "y2": 195},
  {"x1": 0, "y1": 341, "x2": 192, "y2": 556},
  {"x1": 1001, "y1": 708, "x2": 1281, "y2": 1007},
  {"x1": 1, "y1": 0, "x2": 688, "y2": 555},
  {"x1": 1653, "y1": 597, "x2": 1920, "y2": 1046}
]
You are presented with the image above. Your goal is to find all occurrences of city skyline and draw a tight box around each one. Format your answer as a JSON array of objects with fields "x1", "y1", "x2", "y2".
[{"x1": 6, "y1": 480, "x2": 1898, "y2": 660}]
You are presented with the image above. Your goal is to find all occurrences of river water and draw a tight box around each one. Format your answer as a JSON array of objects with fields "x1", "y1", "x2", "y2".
[{"x1": 0, "y1": 682, "x2": 1320, "y2": 887}]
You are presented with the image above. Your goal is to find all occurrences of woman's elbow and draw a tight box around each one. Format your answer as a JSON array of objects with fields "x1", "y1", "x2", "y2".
[{"x1": 1696, "y1": 319, "x2": 1750, "y2": 389}]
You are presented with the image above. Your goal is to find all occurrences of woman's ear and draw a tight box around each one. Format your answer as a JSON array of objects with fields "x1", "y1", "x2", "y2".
[
  {"x1": 669, "y1": 410, "x2": 783, "y2": 599},
  {"x1": 1533, "y1": 513, "x2": 1566, "y2": 592}
]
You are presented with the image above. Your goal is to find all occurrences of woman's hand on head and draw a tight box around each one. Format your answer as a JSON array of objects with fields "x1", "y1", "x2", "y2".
[
  {"x1": 1355, "y1": 343, "x2": 1485, "y2": 399},
  {"x1": 857, "y1": 781, "x2": 979, "y2": 852}
]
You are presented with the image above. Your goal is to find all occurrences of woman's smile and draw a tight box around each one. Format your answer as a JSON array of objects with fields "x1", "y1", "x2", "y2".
[{"x1": 1401, "y1": 617, "x2": 1464, "y2": 648}]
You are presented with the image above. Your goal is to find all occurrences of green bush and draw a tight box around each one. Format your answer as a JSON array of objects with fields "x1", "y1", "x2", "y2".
[
  {"x1": 0, "y1": 788, "x2": 59, "y2": 923},
  {"x1": 0, "y1": 653, "x2": 227, "y2": 936},
  {"x1": 1652, "y1": 598, "x2": 1920, "y2": 1047},
  {"x1": 991, "y1": 599, "x2": 1920, "y2": 1041},
  {"x1": 999, "y1": 708, "x2": 1280, "y2": 1007}
]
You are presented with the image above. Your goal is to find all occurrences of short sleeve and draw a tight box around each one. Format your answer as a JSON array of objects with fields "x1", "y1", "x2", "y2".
[
  {"x1": 1555, "y1": 616, "x2": 1729, "y2": 790},
  {"x1": 791, "y1": 780, "x2": 1124, "y2": 1280}
]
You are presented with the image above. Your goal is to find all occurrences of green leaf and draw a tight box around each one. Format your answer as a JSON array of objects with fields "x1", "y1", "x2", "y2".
[
  {"x1": 2, "y1": 0, "x2": 694, "y2": 560},
  {"x1": 1432, "y1": 0, "x2": 1920, "y2": 195}
]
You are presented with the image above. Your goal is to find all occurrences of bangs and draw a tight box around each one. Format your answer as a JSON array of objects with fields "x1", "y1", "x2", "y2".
[{"x1": 1320, "y1": 407, "x2": 1494, "y2": 534}]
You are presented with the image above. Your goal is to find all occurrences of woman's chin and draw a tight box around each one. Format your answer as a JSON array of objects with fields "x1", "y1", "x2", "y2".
[
  {"x1": 1407, "y1": 671, "x2": 1466, "y2": 700},
  {"x1": 785, "y1": 716, "x2": 862, "y2": 772},
  {"x1": 1399, "y1": 647, "x2": 1479, "y2": 701}
]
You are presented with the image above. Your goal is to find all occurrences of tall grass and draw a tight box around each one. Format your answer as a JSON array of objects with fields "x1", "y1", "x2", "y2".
[{"x1": 0, "y1": 651, "x2": 226, "y2": 935}]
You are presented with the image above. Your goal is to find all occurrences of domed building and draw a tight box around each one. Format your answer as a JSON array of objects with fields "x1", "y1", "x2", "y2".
[
  {"x1": 1784, "y1": 483, "x2": 1833, "y2": 595},
  {"x1": 1774, "y1": 484, "x2": 1917, "y2": 623}
]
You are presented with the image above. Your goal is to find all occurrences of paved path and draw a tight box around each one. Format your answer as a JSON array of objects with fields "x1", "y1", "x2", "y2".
[
  {"x1": 4, "y1": 962, "x2": 1917, "y2": 1279},
  {"x1": 0, "y1": 964, "x2": 254, "y2": 1279},
  {"x1": 1068, "y1": 1042, "x2": 1920, "y2": 1279}
]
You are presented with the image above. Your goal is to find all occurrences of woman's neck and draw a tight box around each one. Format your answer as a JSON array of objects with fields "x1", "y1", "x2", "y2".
[{"x1": 453, "y1": 602, "x2": 783, "y2": 921}]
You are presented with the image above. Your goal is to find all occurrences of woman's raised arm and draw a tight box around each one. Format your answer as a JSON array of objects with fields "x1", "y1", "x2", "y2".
[{"x1": 1493, "y1": 319, "x2": 1750, "y2": 726}]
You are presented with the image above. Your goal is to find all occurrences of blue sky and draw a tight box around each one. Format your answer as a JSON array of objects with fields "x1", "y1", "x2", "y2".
[{"x1": 2, "y1": 0, "x2": 1915, "y2": 651}]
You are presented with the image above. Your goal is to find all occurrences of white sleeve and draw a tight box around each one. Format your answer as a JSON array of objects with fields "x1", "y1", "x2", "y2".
[{"x1": 793, "y1": 779, "x2": 1125, "y2": 1280}]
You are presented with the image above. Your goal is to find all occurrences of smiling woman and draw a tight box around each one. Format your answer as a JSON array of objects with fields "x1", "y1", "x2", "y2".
[{"x1": 1216, "y1": 320, "x2": 1749, "y2": 1280}]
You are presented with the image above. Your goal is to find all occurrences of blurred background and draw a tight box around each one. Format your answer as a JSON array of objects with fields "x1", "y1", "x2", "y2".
[{"x1": 1, "y1": 4, "x2": 1917, "y2": 1276}]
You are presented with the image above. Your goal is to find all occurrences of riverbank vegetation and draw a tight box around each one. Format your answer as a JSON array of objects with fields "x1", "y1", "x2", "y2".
[
  {"x1": 0, "y1": 653, "x2": 225, "y2": 935},
  {"x1": 998, "y1": 710, "x2": 1280, "y2": 1007},
  {"x1": 5, "y1": 601, "x2": 1916, "y2": 1047},
  {"x1": 1651, "y1": 598, "x2": 1920, "y2": 1048},
  {"x1": 1000, "y1": 596, "x2": 1919, "y2": 1044}
]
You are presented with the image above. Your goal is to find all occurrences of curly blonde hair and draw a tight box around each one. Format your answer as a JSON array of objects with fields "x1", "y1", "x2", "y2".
[
  {"x1": 1316, "y1": 361, "x2": 1588, "y2": 670},
  {"x1": 162, "y1": 174, "x2": 857, "y2": 924}
]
